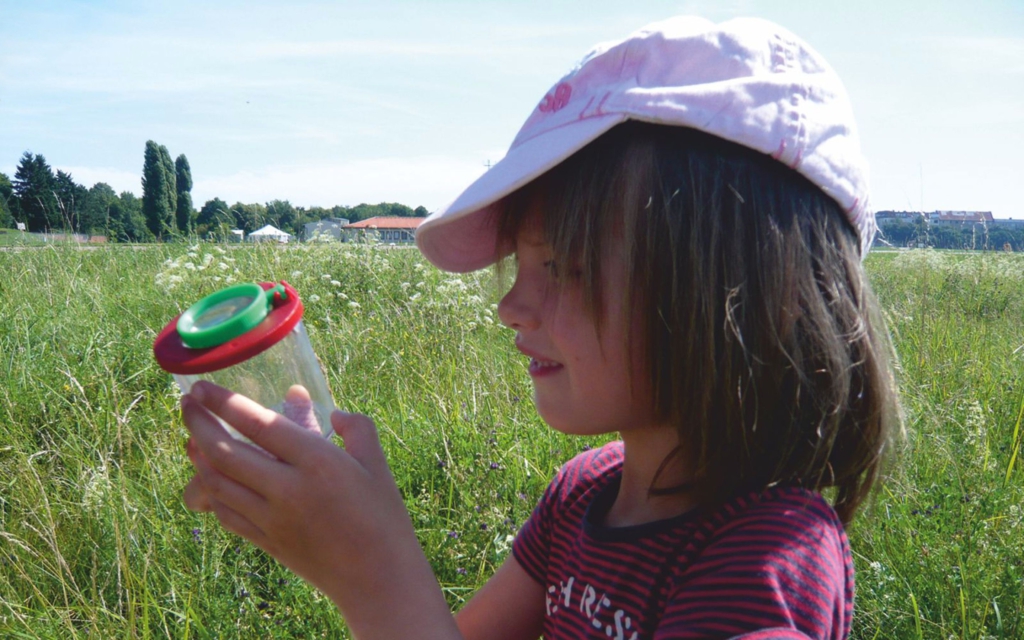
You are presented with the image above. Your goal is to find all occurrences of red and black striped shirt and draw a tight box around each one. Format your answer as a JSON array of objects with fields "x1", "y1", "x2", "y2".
[{"x1": 512, "y1": 442, "x2": 853, "y2": 639}]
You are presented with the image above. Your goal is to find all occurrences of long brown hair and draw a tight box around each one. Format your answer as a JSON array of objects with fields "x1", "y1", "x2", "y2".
[{"x1": 498, "y1": 121, "x2": 898, "y2": 525}]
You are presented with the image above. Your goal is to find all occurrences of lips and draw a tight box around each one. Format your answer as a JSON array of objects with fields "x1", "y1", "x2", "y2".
[
  {"x1": 515, "y1": 339, "x2": 563, "y2": 377},
  {"x1": 528, "y1": 358, "x2": 563, "y2": 377}
]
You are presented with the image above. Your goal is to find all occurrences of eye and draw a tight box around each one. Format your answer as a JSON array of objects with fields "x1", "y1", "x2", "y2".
[{"x1": 543, "y1": 259, "x2": 582, "y2": 282}]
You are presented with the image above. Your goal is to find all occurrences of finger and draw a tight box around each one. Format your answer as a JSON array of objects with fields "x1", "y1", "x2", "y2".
[
  {"x1": 191, "y1": 441, "x2": 271, "y2": 519},
  {"x1": 183, "y1": 394, "x2": 286, "y2": 491},
  {"x1": 207, "y1": 497, "x2": 272, "y2": 550},
  {"x1": 330, "y1": 410, "x2": 389, "y2": 476},
  {"x1": 183, "y1": 474, "x2": 214, "y2": 512},
  {"x1": 189, "y1": 381, "x2": 320, "y2": 463},
  {"x1": 282, "y1": 385, "x2": 323, "y2": 435},
  {"x1": 183, "y1": 439, "x2": 214, "y2": 512}
]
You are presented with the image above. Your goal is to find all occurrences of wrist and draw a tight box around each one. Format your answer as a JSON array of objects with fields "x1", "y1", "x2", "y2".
[{"x1": 324, "y1": 528, "x2": 461, "y2": 640}]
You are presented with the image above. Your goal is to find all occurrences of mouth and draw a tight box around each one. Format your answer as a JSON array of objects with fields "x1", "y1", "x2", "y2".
[
  {"x1": 527, "y1": 358, "x2": 563, "y2": 377},
  {"x1": 515, "y1": 337, "x2": 563, "y2": 377}
]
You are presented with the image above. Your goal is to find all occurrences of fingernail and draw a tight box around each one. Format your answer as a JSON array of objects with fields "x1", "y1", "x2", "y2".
[{"x1": 190, "y1": 383, "x2": 206, "y2": 402}]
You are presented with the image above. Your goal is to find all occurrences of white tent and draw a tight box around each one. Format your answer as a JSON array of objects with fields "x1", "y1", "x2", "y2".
[{"x1": 248, "y1": 224, "x2": 292, "y2": 243}]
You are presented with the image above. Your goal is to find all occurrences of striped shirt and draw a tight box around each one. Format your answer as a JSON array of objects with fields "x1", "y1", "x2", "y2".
[{"x1": 512, "y1": 442, "x2": 853, "y2": 639}]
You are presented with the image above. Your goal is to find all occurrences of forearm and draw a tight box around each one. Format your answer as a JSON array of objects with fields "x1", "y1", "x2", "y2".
[{"x1": 329, "y1": 535, "x2": 462, "y2": 640}]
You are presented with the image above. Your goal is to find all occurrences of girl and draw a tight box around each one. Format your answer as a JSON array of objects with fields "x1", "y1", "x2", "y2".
[{"x1": 182, "y1": 16, "x2": 897, "y2": 639}]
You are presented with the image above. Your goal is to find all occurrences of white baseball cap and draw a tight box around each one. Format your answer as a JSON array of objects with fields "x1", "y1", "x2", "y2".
[{"x1": 416, "y1": 15, "x2": 875, "y2": 272}]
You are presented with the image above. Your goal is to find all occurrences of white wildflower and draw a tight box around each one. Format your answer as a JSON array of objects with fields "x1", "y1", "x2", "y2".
[
  {"x1": 308, "y1": 294, "x2": 321, "y2": 303},
  {"x1": 331, "y1": 280, "x2": 341, "y2": 287},
  {"x1": 348, "y1": 301, "x2": 361, "y2": 309},
  {"x1": 291, "y1": 270, "x2": 303, "y2": 279}
]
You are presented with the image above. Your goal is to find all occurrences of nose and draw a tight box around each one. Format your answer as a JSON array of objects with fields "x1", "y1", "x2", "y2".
[{"x1": 497, "y1": 271, "x2": 542, "y2": 331}]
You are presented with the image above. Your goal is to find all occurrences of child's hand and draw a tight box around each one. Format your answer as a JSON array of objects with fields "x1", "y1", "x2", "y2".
[{"x1": 181, "y1": 381, "x2": 460, "y2": 639}]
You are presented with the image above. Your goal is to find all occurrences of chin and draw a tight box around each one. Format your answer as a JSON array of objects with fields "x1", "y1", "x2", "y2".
[{"x1": 535, "y1": 406, "x2": 617, "y2": 437}]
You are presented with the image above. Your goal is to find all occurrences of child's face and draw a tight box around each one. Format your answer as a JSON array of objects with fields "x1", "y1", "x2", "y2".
[{"x1": 497, "y1": 208, "x2": 658, "y2": 437}]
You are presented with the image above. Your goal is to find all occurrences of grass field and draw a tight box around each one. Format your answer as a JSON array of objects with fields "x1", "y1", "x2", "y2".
[
  {"x1": 1, "y1": 241, "x2": 1022, "y2": 639},
  {"x1": 0, "y1": 229, "x2": 46, "y2": 247}
]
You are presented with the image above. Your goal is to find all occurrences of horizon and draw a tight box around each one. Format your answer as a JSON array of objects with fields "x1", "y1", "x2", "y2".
[{"x1": 2, "y1": 0, "x2": 1022, "y2": 218}]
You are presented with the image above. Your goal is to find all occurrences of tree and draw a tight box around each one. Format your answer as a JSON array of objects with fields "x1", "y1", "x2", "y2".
[
  {"x1": 230, "y1": 202, "x2": 267, "y2": 233},
  {"x1": 197, "y1": 197, "x2": 232, "y2": 238},
  {"x1": 929, "y1": 225, "x2": 964, "y2": 249},
  {"x1": 879, "y1": 220, "x2": 915, "y2": 247},
  {"x1": 13, "y1": 152, "x2": 59, "y2": 232},
  {"x1": 159, "y1": 145, "x2": 177, "y2": 234},
  {"x1": 0, "y1": 172, "x2": 14, "y2": 228},
  {"x1": 988, "y1": 227, "x2": 1016, "y2": 252},
  {"x1": 53, "y1": 170, "x2": 87, "y2": 232},
  {"x1": 266, "y1": 199, "x2": 297, "y2": 234},
  {"x1": 82, "y1": 183, "x2": 117, "y2": 236},
  {"x1": 175, "y1": 154, "x2": 193, "y2": 235},
  {"x1": 142, "y1": 141, "x2": 175, "y2": 240},
  {"x1": 108, "y1": 191, "x2": 151, "y2": 243}
]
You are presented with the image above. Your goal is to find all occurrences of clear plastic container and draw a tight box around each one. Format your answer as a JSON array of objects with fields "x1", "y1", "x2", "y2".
[{"x1": 154, "y1": 281, "x2": 334, "y2": 441}]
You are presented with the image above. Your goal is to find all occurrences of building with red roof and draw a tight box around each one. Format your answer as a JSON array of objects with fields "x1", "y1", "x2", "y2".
[{"x1": 344, "y1": 216, "x2": 425, "y2": 244}]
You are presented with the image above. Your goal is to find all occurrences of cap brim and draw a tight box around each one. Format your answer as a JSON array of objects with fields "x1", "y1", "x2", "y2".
[{"x1": 417, "y1": 113, "x2": 625, "y2": 272}]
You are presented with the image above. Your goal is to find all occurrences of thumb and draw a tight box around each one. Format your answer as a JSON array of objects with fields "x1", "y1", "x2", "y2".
[{"x1": 331, "y1": 410, "x2": 389, "y2": 475}]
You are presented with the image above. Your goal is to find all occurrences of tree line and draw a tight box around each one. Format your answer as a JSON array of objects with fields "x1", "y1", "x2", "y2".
[
  {"x1": 878, "y1": 218, "x2": 1024, "y2": 251},
  {"x1": 0, "y1": 142, "x2": 428, "y2": 242}
]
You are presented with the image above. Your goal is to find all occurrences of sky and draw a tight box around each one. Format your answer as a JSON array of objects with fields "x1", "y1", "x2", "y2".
[{"x1": 1, "y1": 0, "x2": 1022, "y2": 218}]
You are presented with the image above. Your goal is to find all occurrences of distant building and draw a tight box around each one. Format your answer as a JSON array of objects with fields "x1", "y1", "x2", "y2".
[
  {"x1": 875, "y1": 210, "x2": 995, "y2": 227},
  {"x1": 343, "y1": 216, "x2": 425, "y2": 243},
  {"x1": 989, "y1": 218, "x2": 1024, "y2": 229},
  {"x1": 875, "y1": 211, "x2": 924, "y2": 227},
  {"x1": 303, "y1": 217, "x2": 351, "y2": 242},
  {"x1": 927, "y1": 210, "x2": 993, "y2": 225},
  {"x1": 248, "y1": 224, "x2": 292, "y2": 243}
]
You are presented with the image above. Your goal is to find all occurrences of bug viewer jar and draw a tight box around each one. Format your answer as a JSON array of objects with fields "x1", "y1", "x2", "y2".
[{"x1": 154, "y1": 281, "x2": 335, "y2": 440}]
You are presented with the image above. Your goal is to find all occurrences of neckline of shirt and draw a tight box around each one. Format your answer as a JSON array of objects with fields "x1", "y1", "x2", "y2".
[{"x1": 582, "y1": 471, "x2": 703, "y2": 543}]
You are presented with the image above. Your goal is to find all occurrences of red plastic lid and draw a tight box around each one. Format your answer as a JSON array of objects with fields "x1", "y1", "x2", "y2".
[{"x1": 153, "y1": 281, "x2": 305, "y2": 375}]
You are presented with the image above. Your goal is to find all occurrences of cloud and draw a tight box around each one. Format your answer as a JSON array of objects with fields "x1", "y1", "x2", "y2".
[{"x1": 192, "y1": 155, "x2": 489, "y2": 210}]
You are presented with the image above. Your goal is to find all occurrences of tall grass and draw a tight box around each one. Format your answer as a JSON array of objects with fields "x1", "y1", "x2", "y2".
[{"x1": 0, "y1": 243, "x2": 1022, "y2": 638}]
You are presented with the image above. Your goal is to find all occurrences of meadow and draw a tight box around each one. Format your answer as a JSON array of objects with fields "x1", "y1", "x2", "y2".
[{"x1": 0, "y1": 239, "x2": 1022, "y2": 639}]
